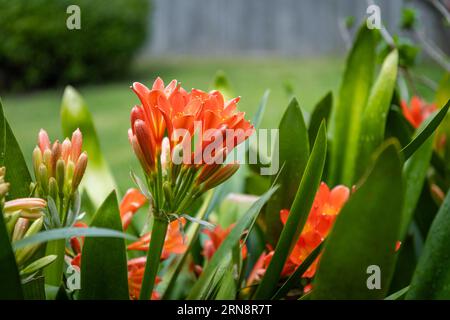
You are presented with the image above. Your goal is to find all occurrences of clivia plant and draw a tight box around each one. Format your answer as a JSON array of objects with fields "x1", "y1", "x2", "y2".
[{"x1": 1, "y1": 23, "x2": 450, "y2": 301}]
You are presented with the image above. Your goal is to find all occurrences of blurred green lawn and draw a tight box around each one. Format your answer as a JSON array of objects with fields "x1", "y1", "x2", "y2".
[{"x1": 1, "y1": 57, "x2": 440, "y2": 193}]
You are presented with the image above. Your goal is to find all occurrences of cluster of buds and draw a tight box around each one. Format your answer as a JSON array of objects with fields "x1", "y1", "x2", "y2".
[
  {"x1": 32, "y1": 129, "x2": 87, "y2": 225},
  {"x1": 0, "y1": 167, "x2": 47, "y2": 267},
  {"x1": 129, "y1": 78, "x2": 254, "y2": 218}
]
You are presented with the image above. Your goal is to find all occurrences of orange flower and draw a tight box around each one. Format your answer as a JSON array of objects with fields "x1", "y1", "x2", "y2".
[
  {"x1": 127, "y1": 218, "x2": 187, "y2": 260},
  {"x1": 202, "y1": 224, "x2": 248, "y2": 260},
  {"x1": 249, "y1": 182, "x2": 350, "y2": 284},
  {"x1": 119, "y1": 188, "x2": 147, "y2": 231},
  {"x1": 69, "y1": 221, "x2": 88, "y2": 269},
  {"x1": 401, "y1": 96, "x2": 437, "y2": 128},
  {"x1": 128, "y1": 257, "x2": 161, "y2": 300}
]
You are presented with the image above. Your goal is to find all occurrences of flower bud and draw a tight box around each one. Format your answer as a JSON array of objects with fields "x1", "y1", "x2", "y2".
[
  {"x1": 12, "y1": 218, "x2": 29, "y2": 242},
  {"x1": 61, "y1": 138, "x2": 72, "y2": 162},
  {"x1": 51, "y1": 141, "x2": 61, "y2": 173},
  {"x1": 48, "y1": 177, "x2": 59, "y2": 201},
  {"x1": 72, "y1": 152, "x2": 88, "y2": 190},
  {"x1": 38, "y1": 164, "x2": 49, "y2": 195},
  {"x1": 43, "y1": 149, "x2": 53, "y2": 176},
  {"x1": 71, "y1": 129, "x2": 82, "y2": 161},
  {"x1": 4, "y1": 198, "x2": 47, "y2": 213},
  {"x1": 134, "y1": 120, "x2": 156, "y2": 171},
  {"x1": 38, "y1": 129, "x2": 50, "y2": 152},
  {"x1": 202, "y1": 163, "x2": 240, "y2": 191},
  {"x1": 15, "y1": 217, "x2": 44, "y2": 266},
  {"x1": 56, "y1": 159, "x2": 66, "y2": 193},
  {"x1": 32, "y1": 146, "x2": 43, "y2": 180}
]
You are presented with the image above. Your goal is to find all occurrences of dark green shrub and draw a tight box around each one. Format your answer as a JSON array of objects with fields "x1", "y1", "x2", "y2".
[{"x1": 0, "y1": 0, "x2": 150, "y2": 91}]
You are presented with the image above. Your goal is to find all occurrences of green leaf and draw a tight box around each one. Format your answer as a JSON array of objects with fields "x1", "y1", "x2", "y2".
[
  {"x1": 264, "y1": 98, "x2": 310, "y2": 245},
  {"x1": 60, "y1": 86, "x2": 117, "y2": 208},
  {"x1": 0, "y1": 208, "x2": 23, "y2": 299},
  {"x1": 308, "y1": 92, "x2": 332, "y2": 147},
  {"x1": 400, "y1": 135, "x2": 434, "y2": 240},
  {"x1": 187, "y1": 186, "x2": 278, "y2": 300},
  {"x1": 329, "y1": 25, "x2": 377, "y2": 186},
  {"x1": 272, "y1": 241, "x2": 324, "y2": 300},
  {"x1": 406, "y1": 190, "x2": 450, "y2": 299},
  {"x1": 254, "y1": 122, "x2": 327, "y2": 299},
  {"x1": 357, "y1": 50, "x2": 398, "y2": 179},
  {"x1": 79, "y1": 191, "x2": 129, "y2": 299},
  {"x1": 311, "y1": 140, "x2": 404, "y2": 299},
  {"x1": 22, "y1": 276, "x2": 46, "y2": 300},
  {"x1": 13, "y1": 226, "x2": 136, "y2": 250},
  {"x1": 401, "y1": 99, "x2": 450, "y2": 160},
  {"x1": 0, "y1": 99, "x2": 32, "y2": 199},
  {"x1": 214, "y1": 265, "x2": 237, "y2": 300}
]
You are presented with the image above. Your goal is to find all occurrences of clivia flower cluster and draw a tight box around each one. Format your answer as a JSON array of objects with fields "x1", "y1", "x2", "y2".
[
  {"x1": 32, "y1": 129, "x2": 88, "y2": 227},
  {"x1": 128, "y1": 77, "x2": 254, "y2": 299}
]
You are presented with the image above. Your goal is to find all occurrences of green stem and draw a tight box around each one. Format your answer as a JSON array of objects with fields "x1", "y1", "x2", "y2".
[
  {"x1": 139, "y1": 216, "x2": 169, "y2": 300},
  {"x1": 44, "y1": 239, "x2": 66, "y2": 287}
]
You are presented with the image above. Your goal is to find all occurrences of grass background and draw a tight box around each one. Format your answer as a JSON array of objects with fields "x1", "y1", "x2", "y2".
[{"x1": 1, "y1": 57, "x2": 441, "y2": 193}]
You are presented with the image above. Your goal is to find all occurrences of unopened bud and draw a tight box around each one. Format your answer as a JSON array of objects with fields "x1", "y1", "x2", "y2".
[
  {"x1": 71, "y1": 129, "x2": 83, "y2": 161},
  {"x1": 38, "y1": 164, "x2": 49, "y2": 195},
  {"x1": 61, "y1": 138, "x2": 72, "y2": 162},
  {"x1": 15, "y1": 217, "x2": 43, "y2": 266},
  {"x1": 202, "y1": 163, "x2": 240, "y2": 191},
  {"x1": 12, "y1": 218, "x2": 29, "y2": 242},
  {"x1": 51, "y1": 141, "x2": 61, "y2": 173},
  {"x1": 32, "y1": 147, "x2": 43, "y2": 179},
  {"x1": 72, "y1": 152, "x2": 88, "y2": 190},
  {"x1": 38, "y1": 129, "x2": 51, "y2": 152},
  {"x1": 4, "y1": 198, "x2": 46, "y2": 213},
  {"x1": 48, "y1": 177, "x2": 59, "y2": 201},
  {"x1": 56, "y1": 159, "x2": 66, "y2": 193}
]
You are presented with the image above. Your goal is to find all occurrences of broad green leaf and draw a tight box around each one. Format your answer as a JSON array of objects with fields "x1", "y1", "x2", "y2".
[
  {"x1": 272, "y1": 241, "x2": 324, "y2": 300},
  {"x1": 13, "y1": 226, "x2": 136, "y2": 250},
  {"x1": 187, "y1": 186, "x2": 278, "y2": 300},
  {"x1": 254, "y1": 122, "x2": 327, "y2": 299},
  {"x1": 0, "y1": 208, "x2": 23, "y2": 299},
  {"x1": 22, "y1": 276, "x2": 45, "y2": 300},
  {"x1": 400, "y1": 135, "x2": 434, "y2": 240},
  {"x1": 311, "y1": 140, "x2": 404, "y2": 299},
  {"x1": 357, "y1": 50, "x2": 399, "y2": 179},
  {"x1": 0, "y1": 99, "x2": 32, "y2": 199},
  {"x1": 215, "y1": 266, "x2": 237, "y2": 300},
  {"x1": 79, "y1": 191, "x2": 129, "y2": 299},
  {"x1": 329, "y1": 25, "x2": 376, "y2": 186},
  {"x1": 60, "y1": 86, "x2": 117, "y2": 208},
  {"x1": 406, "y1": 190, "x2": 450, "y2": 299},
  {"x1": 308, "y1": 92, "x2": 332, "y2": 147},
  {"x1": 264, "y1": 98, "x2": 310, "y2": 245},
  {"x1": 401, "y1": 99, "x2": 450, "y2": 160},
  {"x1": 435, "y1": 72, "x2": 450, "y2": 108}
]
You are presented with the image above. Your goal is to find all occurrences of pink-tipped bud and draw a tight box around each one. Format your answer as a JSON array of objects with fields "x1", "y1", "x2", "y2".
[
  {"x1": 72, "y1": 152, "x2": 88, "y2": 190},
  {"x1": 12, "y1": 218, "x2": 29, "y2": 242},
  {"x1": 4, "y1": 198, "x2": 47, "y2": 213},
  {"x1": 130, "y1": 106, "x2": 146, "y2": 134},
  {"x1": 134, "y1": 120, "x2": 156, "y2": 172},
  {"x1": 38, "y1": 129, "x2": 51, "y2": 152},
  {"x1": 51, "y1": 141, "x2": 61, "y2": 173},
  {"x1": 32, "y1": 146, "x2": 43, "y2": 180},
  {"x1": 61, "y1": 138, "x2": 72, "y2": 162},
  {"x1": 202, "y1": 163, "x2": 240, "y2": 191},
  {"x1": 71, "y1": 129, "x2": 83, "y2": 161},
  {"x1": 131, "y1": 135, "x2": 151, "y2": 175}
]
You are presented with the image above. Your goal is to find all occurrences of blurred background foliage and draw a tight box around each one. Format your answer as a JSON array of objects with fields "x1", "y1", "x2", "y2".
[{"x1": 0, "y1": 0, "x2": 149, "y2": 91}]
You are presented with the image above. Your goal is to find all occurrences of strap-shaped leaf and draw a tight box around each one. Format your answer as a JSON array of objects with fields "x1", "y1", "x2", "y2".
[
  {"x1": 406, "y1": 190, "x2": 450, "y2": 299},
  {"x1": 356, "y1": 50, "x2": 398, "y2": 180},
  {"x1": 264, "y1": 98, "x2": 310, "y2": 245},
  {"x1": 329, "y1": 25, "x2": 377, "y2": 186},
  {"x1": 0, "y1": 99, "x2": 32, "y2": 199},
  {"x1": 401, "y1": 99, "x2": 450, "y2": 160},
  {"x1": 254, "y1": 122, "x2": 327, "y2": 299},
  {"x1": 311, "y1": 140, "x2": 403, "y2": 299},
  {"x1": 0, "y1": 208, "x2": 23, "y2": 299},
  {"x1": 79, "y1": 191, "x2": 129, "y2": 299},
  {"x1": 308, "y1": 92, "x2": 332, "y2": 147},
  {"x1": 187, "y1": 186, "x2": 278, "y2": 300}
]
